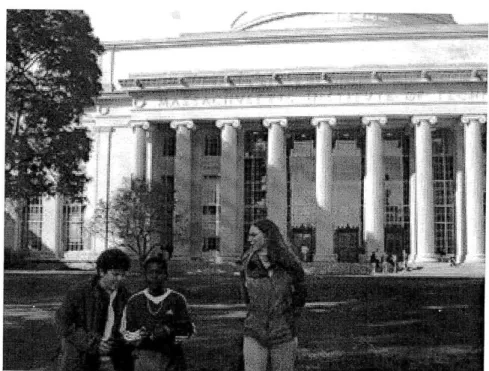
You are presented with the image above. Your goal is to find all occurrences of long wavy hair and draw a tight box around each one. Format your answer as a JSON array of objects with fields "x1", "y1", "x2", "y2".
[
  {"x1": 253, "y1": 219, "x2": 283, "y2": 245},
  {"x1": 251, "y1": 219, "x2": 297, "y2": 264}
]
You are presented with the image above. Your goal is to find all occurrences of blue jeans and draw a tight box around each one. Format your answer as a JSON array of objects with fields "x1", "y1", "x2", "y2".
[
  {"x1": 133, "y1": 350, "x2": 170, "y2": 371},
  {"x1": 243, "y1": 336, "x2": 297, "y2": 371}
]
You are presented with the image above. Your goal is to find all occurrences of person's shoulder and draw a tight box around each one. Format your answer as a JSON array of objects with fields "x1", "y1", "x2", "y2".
[
  {"x1": 61, "y1": 276, "x2": 97, "y2": 304},
  {"x1": 117, "y1": 284, "x2": 133, "y2": 299},
  {"x1": 67, "y1": 276, "x2": 97, "y2": 295},
  {"x1": 127, "y1": 290, "x2": 146, "y2": 305},
  {"x1": 167, "y1": 289, "x2": 189, "y2": 304}
]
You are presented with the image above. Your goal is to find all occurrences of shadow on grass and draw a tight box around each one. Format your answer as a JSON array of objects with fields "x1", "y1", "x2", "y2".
[{"x1": 3, "y1": 274, "x2": 484, "y2": 371}]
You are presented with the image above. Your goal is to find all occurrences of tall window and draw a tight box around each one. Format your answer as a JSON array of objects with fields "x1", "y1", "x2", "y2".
[
  {"x1": 162, "y1": 133, "x2": 176, "y2": 156},
  {"x1": 244, "y1": 131, "x2": 268, "y2": 243},
  {"x1": 202, "y1": 175, "x2": 220, "y2": 250},
  {"x1": 24, "y1": 197, "x2": 43, "y2": 250},
  {"x1": 383, "y1": 130, "x2": 410, "y2": 256},
  {"x1": 204, "y1": 133, "x2": 221, "y2": 156},
  {"x1": 63, "y1": 200, "x2": 85, "y2": 251},
  {"x1": 483, "y1": 130, "x2": 486, "y2": 218},
  {"x1": 432, "y1": 129, "x2": 455, "y2": 255},
  {"x1": 203, "y1": 236, "x2": 220, "y2": 251},
  {"x1": 161, "y1": 175, "x2": 174, "y2": 243},
  {"x1": 288, "y1": 130, "x2": 315, "y2": 230}
]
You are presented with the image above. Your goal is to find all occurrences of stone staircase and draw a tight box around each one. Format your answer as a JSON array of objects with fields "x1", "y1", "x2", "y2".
[
  {"x1": 399, "y1": 261, "x2": 486, "y2": 278},
  {"x1": 11, "y1": 256, "x2": 484, "y2": 278},
  {"x1": 303, "y1": 261, "x2": 372, "y2": 275}
]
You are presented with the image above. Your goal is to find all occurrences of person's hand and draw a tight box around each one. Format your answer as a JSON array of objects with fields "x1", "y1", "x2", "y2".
[
  {"x1": 139, "y1": 327, "x2": 149, "y2": 339},
  {"x1": 98, "y1": 339, "x2": 112, "y2": 355},
  {"x1": 151, "y1": 324, "x2": 171, "y2": 340},
  {"x1": 123, "y1": 327, "x2": 148, "y2": 345},
  {"x1": 257, "y1": 248, "x2": 271, "y2": 269}
]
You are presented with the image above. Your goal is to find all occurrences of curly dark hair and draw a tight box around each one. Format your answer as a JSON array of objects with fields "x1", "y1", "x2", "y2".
[
  {"x1": 95, "y1": 249, "x2": 131, "y2": 274},
  {"x1": 143, "y1": 255, "x2": 168, "y2": 275}
]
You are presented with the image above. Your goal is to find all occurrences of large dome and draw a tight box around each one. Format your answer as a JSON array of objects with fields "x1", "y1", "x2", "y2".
[{"x1": 230, "y1": 12, "x2": 456, "y2": 31}]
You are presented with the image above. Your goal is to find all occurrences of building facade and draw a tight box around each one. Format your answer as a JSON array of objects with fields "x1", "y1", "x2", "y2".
[{"x1": 5, "y1": 13, "x2": 488, "y2": 266}]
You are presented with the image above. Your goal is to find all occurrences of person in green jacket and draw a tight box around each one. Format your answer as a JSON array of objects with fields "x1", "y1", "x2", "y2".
[{"x1": 241, "y1": 219, "x2": 306, "y2": 371}]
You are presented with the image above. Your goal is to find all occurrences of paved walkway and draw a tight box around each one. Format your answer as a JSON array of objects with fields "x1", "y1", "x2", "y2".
[
  {"x1": 376, "y1": 262, "x2": 486, "y2": 278},
  {"x1": 5, "y1": 262, "x2": 485, "y2": 278}
]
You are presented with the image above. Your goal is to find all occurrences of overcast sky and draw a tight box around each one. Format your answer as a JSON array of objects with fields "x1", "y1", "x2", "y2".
[
  {"x1": 81, "y1": 1, "x2": 488, "y2": 42},
  {"x1": 4, "y1": 0, "x2": 487, "y2": 42}
]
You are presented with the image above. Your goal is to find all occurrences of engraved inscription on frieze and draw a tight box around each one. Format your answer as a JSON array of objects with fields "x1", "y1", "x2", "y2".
[{"x1": 153, "y1": 92, "x2": 487, "y2": 110}]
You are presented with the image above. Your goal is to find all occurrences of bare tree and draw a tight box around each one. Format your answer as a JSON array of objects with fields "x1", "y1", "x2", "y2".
[{"x1": 88, "y1": 179, "x2": 172, "y2": 268}]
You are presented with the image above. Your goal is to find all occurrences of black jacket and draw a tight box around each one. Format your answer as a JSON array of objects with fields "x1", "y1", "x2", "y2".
[{"x1": 55, "y1": 276, "x2": 132, "y2": 371}]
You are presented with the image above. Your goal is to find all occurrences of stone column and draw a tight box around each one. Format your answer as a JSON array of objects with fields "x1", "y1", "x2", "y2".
[
  {"x1": 146, "y1": 125, "x2": 153, "y2": 185},
  {"x1": 362, "y1": 116, "x2": 387, "y2": 257},
  {"x1": 454, "y1": 123, "x2": 466, "y2": 263},
  {"x1": 83, "y1": 127, "x2": 99, "y2": 252},
  {"x1": 170, "y1": 120, "x2": 195, "y2": 258},
  {"x1": 462, "y1": 114, "x2": 486, "y2": 262},
  {"x1": 92, "y1": 127, "x2": 115, "y2": 253},
  {"x1": 41, "y1": 196, "x2": 60, "y2": 258},
  {"x1": 487, "y1": 118, "x2": 489, "y2": 261},
  {"x1": 216, "y1": 119, "x2": 241, "y2": 260},
  {"x1": 3, "y1": 199, "x2": 24, "y2": 254},
  {"x1": 131, "y1": 121, "x2": 150, "y2": 181},
  {"x1": 412, "y1": 116, "x2": 437, "y2": 262},
  {"x1": 311, "y1": 117, "x2": 337, "y2": 261},
  {"x1": 409, "y1": 129, "x2": 417, "y2": 263},
  {"x1": 263, "y1": 118, "x2": 288, "y2": 237}
]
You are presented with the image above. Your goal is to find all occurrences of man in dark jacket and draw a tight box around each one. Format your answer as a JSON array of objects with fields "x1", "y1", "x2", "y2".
[{"x1": 55, "y1": 249, "x2": 133, "y2": 371}]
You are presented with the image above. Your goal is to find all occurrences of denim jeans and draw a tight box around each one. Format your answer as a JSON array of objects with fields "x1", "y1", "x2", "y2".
[{"x1": 133, "y1": 350, "x2": 170, "y2": 371}]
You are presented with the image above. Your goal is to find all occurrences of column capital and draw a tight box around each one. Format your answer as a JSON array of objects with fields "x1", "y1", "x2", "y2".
[
  {"x1": 132, "y1": 98, "x2": 146, "y2": 109},
  {"x1": 170, "y1": 120, "x2": 195, "y2": 131},
  {"x1": 461, "y1": 114, "x2": 487, "y2": 125},
  {"x1": 129, "y1": 120, "x2": 150, "y2": 130},
  {"x1": 411, "y1": 116, "x2": 437, "y2": 126},
  {"x1": 216, "y1": 119, "x2": 241, "y2": 129},
  {"x1": 96, "y1": 106, "x2": 110, "y2": 115},
  {"x1": 311, "y1": 117, "x2": 337, "y2": 127},
  {"x1": 263, "y1": 118, "x2": 287, "y2": 129},
  {"x1": 362, "y1": 116, "x2": 387, "y2": 126},
  {"x1": 94, "y1": 126, "x2": 116, "y2": 133}
]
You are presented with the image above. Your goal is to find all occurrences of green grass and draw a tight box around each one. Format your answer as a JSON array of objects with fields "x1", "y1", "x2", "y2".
[{"x1": 3, "y1": 271, "x2": 484, "y2": 370}]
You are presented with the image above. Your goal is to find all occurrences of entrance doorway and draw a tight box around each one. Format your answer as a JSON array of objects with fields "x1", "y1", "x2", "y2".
[
  {"x1": 291, "y1": 226, "x2": 315, "y2": 262},
  {"x1": 334, "y1": 225, "x2": 361, "y2": 262}
]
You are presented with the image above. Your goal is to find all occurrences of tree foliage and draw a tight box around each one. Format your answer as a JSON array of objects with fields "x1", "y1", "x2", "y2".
[
  {"x1": 88, "y1": 180, "x2": 172, "y2": 267},
  {"x1": 6, "y1": 10, "x2": 104, "y2": 200}
]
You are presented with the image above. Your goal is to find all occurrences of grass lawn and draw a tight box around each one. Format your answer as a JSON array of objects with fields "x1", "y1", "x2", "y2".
[{"x1": 3, "y1": 270, "x2": 484, "y2": 371}]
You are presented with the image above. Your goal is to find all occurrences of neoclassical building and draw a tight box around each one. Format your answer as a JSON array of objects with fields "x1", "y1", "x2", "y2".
[{"x1": 6, "y1": 13, "x2": 488, "y2": 266}]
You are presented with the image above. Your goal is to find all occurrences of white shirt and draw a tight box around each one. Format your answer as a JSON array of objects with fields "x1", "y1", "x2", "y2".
[
  {"x1": 143, "y1": 288, "x2": 171, "y2": 304},
  {"x1": 102, "y1": 290, "x2": 117, "y2": 341}
]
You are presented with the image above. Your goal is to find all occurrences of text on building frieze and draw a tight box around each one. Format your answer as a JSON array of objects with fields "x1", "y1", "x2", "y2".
[{"x1": 154, "y1": 92, "x2": 487, "y2": 110}]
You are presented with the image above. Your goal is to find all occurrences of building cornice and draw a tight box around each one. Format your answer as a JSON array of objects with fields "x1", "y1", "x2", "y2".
[
  {"x1": 103, "y1": 24, "x2": 487, "y2": 50},
  {"x1": 117, "y1": 67, "x2": 487, "y2": 92}
]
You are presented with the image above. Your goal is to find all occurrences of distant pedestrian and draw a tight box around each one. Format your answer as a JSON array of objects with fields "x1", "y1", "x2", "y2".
[
  {"x1": 55, "y1": 249, "x2": 133, "y2": 371},
  {"x1": 370, "y1": 252, "x2": 379, "y2": 274},
  {"x1": 402, "y1": 249, "x2": 408, "y2": 270},
  {"x1": 300, "y1": 245, "x2": 309, "y2": 262},
  {"x1": 449, "y1": 256, "x2": 458, "y2": 267},
  {"x1": 391, "y1": 254, "x2": 398, "y2": 273},
  {"x1": 381, "y1": 254, "x2": 388, "y2": 274}
]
